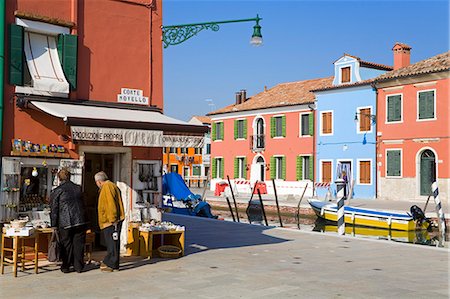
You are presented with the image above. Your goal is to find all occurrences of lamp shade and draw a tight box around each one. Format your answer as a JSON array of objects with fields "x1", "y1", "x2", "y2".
[{"x1": 250, "y1": 20, "x2": 262, "y2": 46}]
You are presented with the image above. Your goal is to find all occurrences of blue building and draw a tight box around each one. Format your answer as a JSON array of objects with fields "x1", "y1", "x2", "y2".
[{"x1": 312, "y1": 54, "x2": 392, "y2": 199}]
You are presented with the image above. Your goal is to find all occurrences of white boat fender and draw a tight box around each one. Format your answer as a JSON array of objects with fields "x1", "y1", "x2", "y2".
[{"x1": 320, "y1": 207, "x2": 324, "y2": 216}]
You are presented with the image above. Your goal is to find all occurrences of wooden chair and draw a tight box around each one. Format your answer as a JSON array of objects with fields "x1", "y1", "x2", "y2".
[{"x1": 1, "y1": 230, "x2": 39, "y2": 277}]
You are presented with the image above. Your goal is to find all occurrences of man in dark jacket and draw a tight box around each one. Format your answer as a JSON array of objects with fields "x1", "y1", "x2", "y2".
[{"x1": 50, "y1": 168, "x2": 87, "y2": 273}]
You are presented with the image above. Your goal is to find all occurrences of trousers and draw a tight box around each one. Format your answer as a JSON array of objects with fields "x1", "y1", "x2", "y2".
[
  {"x1": 58, "y1": 225, "x2": 86, "y2": 272},
  {"x1": 102, "y1": 221, "x2": 123, "y2": 270}
]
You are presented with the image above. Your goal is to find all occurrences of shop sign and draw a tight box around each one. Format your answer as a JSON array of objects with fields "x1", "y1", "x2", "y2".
[
  {"x1": 71, "y1": 127, "x2": 124, "y2": 142},
  {"x1": 117, "y1": 88, "x2": 149, "y2": 105}
]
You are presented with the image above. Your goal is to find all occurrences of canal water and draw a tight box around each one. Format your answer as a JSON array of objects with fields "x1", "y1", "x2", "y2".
[{"x1": 213, "y1": 207, "x2": 449, "y2": 249}]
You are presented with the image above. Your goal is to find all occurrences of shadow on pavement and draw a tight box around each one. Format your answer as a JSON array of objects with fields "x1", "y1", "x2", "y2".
[{"x1": 163, "y1": 213, "x2": 289, "y2": 256}]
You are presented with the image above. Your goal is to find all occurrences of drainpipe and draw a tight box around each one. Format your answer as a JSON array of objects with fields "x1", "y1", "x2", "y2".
[{"x1": 0, "y1": 0, "x2": 5, "y2": 163}]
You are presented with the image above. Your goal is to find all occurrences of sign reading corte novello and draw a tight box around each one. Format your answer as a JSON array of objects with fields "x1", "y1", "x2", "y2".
[{"x1": 117, "y1": 88, "x2": 149, "y2": 105}]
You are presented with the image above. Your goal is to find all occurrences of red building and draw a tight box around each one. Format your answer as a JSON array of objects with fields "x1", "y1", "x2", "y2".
[
  {"x1": 0, "y1": 0, "x2": 206, "y2": 245},
  {"x1": 374, "y1": 46, "x2": 450, "y2": 201}
]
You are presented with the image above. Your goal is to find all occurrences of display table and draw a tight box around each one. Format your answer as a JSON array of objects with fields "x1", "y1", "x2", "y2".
[
  {"x1": 126, "y1": 225, "x2": 185, "y2": 258},
  {"x1": 1, "y1": 228, "x2": 39, "y2": 277}
]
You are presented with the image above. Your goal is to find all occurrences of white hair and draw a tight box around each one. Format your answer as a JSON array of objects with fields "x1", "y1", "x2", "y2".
[{"x1": 94, "y1": 171, "x2": 108, "y2": 182}]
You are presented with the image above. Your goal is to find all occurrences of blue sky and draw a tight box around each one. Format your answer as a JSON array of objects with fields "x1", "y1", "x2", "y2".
[{"x1": 163, "y1": 0, "x2": 449, "y2": 121}]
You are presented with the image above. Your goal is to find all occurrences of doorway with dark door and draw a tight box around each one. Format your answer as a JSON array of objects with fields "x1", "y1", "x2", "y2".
[
  {"x1": 420, "y1": 150, "x2": 436, "y2": 196},
  {"x1": 83, "y1": 153, "x2": 115, "y2": 238}
]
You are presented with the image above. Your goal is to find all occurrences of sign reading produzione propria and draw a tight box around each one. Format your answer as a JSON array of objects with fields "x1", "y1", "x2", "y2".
[{"x1": 117, "y1": 88, "x2": 149, "y2": 105}]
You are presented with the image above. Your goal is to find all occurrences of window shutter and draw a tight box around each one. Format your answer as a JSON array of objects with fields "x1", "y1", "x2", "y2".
[
  {"x1": 234, "y1": 157, "x2": 239, "y2": 178},
  {"x1": 234, "y1": 120, "x2": 238, "y2": 139},
  {"x1": 282, "y1": 157, "x2": 286, "y2": 180},
  {"x1": 419, "y1": 91, "x2": 434, "y2": 119},
  {"x1": 309, "y1": 156, "x2": 314, "y2": 180},
  {"x1": 212, "y1": 158, "x2": 217, "y2": 178},
  {"x1": 394, "y1": 96, "x2": 401, "y2": 121},
  {"x1": 270, "y1": 117, "x2": 275, "y2": 138},
  {"x1": 243, "y1": 157, "x2": 247, "y2": 179},
  {"x1": 58, "y1": 34, "x2": 78, "y2": 90},
  {"x1": 387, "y1": 151, "x2": 401, "y2": 176},
  {"x1": 270, "y1": 156, "x2": 276, "y2": 179},
  {"x1": 282, "y1": 115, "x2": 286, "y2": 137},
  {"x1": 243, "y1": 119, "x2": 247, "y2": 139},
  {"x1": 387, "y1": 97, "x2": 394, "y2": 122},
  {"x1": 427, "y1": 92, "x2": 435, "y2": 118},
  {"x1": 220, "y1": 123, "x2": 224, "y2": 140},
  {"x1": 220, "y1": 158, "x2": 225, "y2": 178},
  {"x1": 8, "y1": 24, "x2": 24, "y2": 86},
  {"x1": 308, "y1": 113, "x2": 314, "y2": 136},
  {"x1": 296, "y1": 156, "x2": 302, "y2": 180},
  {"x1": 211, "y1": 123, "x2": 216, "y2": 141}
]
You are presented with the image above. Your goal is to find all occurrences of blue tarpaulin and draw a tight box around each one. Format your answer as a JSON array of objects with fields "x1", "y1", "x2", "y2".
[{"x1": 163, "y1": 173, "x2": 198, "y2": 202}]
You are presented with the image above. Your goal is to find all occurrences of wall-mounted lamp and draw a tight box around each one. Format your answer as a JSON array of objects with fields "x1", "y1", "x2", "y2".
[
  {"x1": 265, "y1": 163, "x2": 270, "y2": 171},
  {"x1": 246, "y1": 164, "x2": 250, "y2": 171},
  {"x1": 354, "y1": 112, "x2": 376, "y2": 124}
]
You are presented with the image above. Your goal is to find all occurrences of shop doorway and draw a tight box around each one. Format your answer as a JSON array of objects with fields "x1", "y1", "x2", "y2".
[{"x1": 83, "y1": 153, "x2": 116, "y2": 231}]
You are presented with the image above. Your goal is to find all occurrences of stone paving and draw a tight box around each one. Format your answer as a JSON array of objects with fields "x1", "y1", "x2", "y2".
[{"x1": 0, "y1": 213, "x2": 448, "y2": 298}]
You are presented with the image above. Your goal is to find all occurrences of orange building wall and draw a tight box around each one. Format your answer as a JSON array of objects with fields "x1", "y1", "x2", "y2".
[
  {"x1": 211, "y1": 109, "x2": 314, "y2": 181},
  {"x1": 162, "y1": 148, "x2": 203, "y2": 176},
  {"x1": 377, "y1": 78, "x2": 450, "y2": 178},
  {"x1": 2, "y1": 0, "x2": 163, "y2": 156}
]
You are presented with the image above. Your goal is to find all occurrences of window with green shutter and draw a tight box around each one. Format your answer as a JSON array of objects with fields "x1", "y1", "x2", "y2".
[
  {"x1": 282, "y1": 115, "x2": 286, "y2": 137},
  {"x1": 243, "y1": 119, "x2": 247, "y2": 138},
  {"x1": 234, "y1": 157, "x2": 239, "y2": 178},
  {"x1": 296, "y1": 156, "x2": 302, "y2": 180},
  {"x1": 235, "y1": 120, "x2": 246, "y2": 139},
  {"x1": 418, "y1": 91, "x2": 435, "y2": 120},
  {"x1": 308, "y1": 113, "x2": 314, "y2": 136},
  {"x1": 193, "y1": 166, "x2": 201, "y2": 176},
  {"x1": 387, "y1": 95, "x2": 402, "y2": 122},
  {"x1": 211, "y1": 123, "x2": 216, "y2": 141},
  {"x1": 220, "y1": 158, "x2": 225, "y2": 178},
  {"x1": 212, "y1": 158, "x2": 217, "y2": 178},
  {"x1": 281, "y1": 157, "x2": 286, "y2": 180},
  {"x1": 8, "y1": 24, "x2": 24, "y2": 85},
  {"x1": 309, "y1": 156, "x2": 314, "y2": 180},
  {"x1": 57, "y1": 34, "x2": 78, "y2": 90},
  {"x1": 386, "y1": 150, "x2": 401, "y2": 177},
  {"x1": 270, "y1": 117, "x2": 276, "y2": 138},
  {"x1": 270, "y1": 156, "x2": 276, "y2": 179},
  {"x1": 272, "y1": 116, "x2": 283, "y2": 137}
]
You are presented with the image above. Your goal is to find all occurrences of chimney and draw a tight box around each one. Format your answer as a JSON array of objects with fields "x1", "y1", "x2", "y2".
[
  {"x1": 235, "y1": 92, "x2": 242, "y2": 105},
  {"x1": 392, "y1": 42, "x2": 411, "y2": 70},
  {"x1": 240, "y1": 89, "x2": 247, "y2": 102},
  {"x1": 264, "y1": 85, "x2": 267, "y2": 92}
]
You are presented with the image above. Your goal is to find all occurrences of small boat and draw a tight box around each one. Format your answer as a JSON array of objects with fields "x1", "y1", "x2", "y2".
[{"x1": 308, "y1": 199, "x2": 429, "y2": 231}]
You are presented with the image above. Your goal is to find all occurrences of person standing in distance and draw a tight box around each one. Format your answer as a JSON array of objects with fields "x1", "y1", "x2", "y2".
[
  {"x1": 94, "y1": 171, "x2": 125, "y2": 272},
  {"x1": 50, "y1": 168, "x2": 87, "y2": 273}
]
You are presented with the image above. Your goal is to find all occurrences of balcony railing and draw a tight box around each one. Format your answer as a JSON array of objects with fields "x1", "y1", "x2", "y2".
[{"x1": 250, "y1": 134, "x2": 265, "y2": 152}]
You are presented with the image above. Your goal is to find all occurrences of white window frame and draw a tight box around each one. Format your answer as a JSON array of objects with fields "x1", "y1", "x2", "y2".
[
  {"x1": 357, "y1": 159, "x2": 372, "y2": 185},
  {"x1": 274, "y1": 155, "x2": 284, "y2": 180},
  {"x1": 215, "y1": 157, "x2": 223, "y2": 179},
  {"x1": 319, "y1": 159, "x2": 333, "y2": 183},
  {"x1": 416, "y1": 89, "x2": 437, "y2": 122},
  {"x1": 320, "y1": 110, "x2": 334, "y2": 136},
  {"x1": 214, "y1": 122, "x2": 224, "y2": 141},
  {"x1": 273, "y1": 115, "x2": 284, "y2": 138},
  {"x1": 385, "y1": 148, "x2": 403, "y2": 178},
  {"x1": 236, "y1": 156, "x2": 246, "y2": 179},
  {"x1": 385, "y1": 93, "x2": 403, "y2": 124},
  {"x1": 356, "y1": 106, "x2": 373, "y2": 134},
  {"x1": 236, "y1": 118, "x2": 246, "y2": 140},
  {"x1": 299, "y1": 112, "x2": 312, "y2": 137},
  {"x1": 300, "y1": 155, "x2": 312, "y2": 180},
  {"x1": 170, "y1": 164, "x2": 179, "y2": 173},
  {"x1": 183, "y1": 166, "x2": 190, "y2": 177}
]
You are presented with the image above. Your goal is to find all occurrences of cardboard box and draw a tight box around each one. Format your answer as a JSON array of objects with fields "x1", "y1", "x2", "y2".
[{"x1": 5, "y1": 227, "x2": 35, "y2": 237}]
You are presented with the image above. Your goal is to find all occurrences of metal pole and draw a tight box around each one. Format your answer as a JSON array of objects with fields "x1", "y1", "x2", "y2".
[
  {"x1": 296, "y1": 183, "x2": 308, "y2": 229},
  {"x1": 337, "y1": 196, "x2": 345, "y2": 235},
  {"x1": 272, "y1": 179, "x2": 283, "y2": 227},
  {"x1": 257, "y1": 189, "x2": 268, "y2": 226},
  {"x1": 432, "y1": 182, "x2": 446, "y2": 244},
  {"x1": 246, "y1": 181, "x2": 258, "y2": 224},
  {"x1": 227, "y1": 175, "x2": 240, "y2": 222},
  {"x1": 423, "y1": 194, "x2": 431, "y2": 213},
  {"x1": 225, "y1": 196, "x2": 235, "y2": 222}
]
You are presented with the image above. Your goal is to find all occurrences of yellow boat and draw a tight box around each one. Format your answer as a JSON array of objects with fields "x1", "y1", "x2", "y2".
[{"x1": 308, "y1": 199, "x2": 429, "y2": 231}]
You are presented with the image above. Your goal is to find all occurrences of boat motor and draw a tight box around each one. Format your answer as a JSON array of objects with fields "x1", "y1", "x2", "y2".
[{"x1": 410, "y1": 205, "x2": 432, "y2": 231}]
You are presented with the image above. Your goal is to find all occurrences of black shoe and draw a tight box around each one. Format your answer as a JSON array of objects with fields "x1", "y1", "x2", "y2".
[{"x1": 61, "y1": 268, "x2": 72, "y2": 273}]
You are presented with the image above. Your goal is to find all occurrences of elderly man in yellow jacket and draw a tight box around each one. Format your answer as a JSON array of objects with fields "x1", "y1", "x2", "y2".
[{"x1": 95, "y1": 171, "x2": 125, "y2": 272}]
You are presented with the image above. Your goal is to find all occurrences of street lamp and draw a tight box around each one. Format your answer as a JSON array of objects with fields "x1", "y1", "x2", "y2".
[{"x1": 162, "y1": 15, "x2": 263, "y2": 48}]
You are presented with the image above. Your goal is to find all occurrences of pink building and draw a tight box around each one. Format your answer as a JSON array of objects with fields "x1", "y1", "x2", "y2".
[
  {"x1": 374, "y1": 45, "x2": 450, "y2": 201},
  {"x1": 207, "y1": 78, "x2": 332, "y2": 195}
]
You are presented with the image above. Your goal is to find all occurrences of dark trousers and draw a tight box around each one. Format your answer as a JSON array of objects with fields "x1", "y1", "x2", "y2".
[
  {"x1": 59, "y1": 225, "x2": 86, "y2": 272},
  {"x1": 102, "y1": 221, "x2": 122, "y2": 270}
]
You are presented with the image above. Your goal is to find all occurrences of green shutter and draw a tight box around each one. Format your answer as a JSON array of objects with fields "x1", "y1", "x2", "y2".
[
  {"x1": 282, "y1": 157, "x2": 286, "y2": 180},
  {"x1": 234, "y1": 157, "x2": 239, "y2": 178},
  {"x1": 220, "y1": 123, "x2": 224, "y2": 140},
  {"x1": 296, "y1": 156, "x2": 302, "y2": 180},
  {"x1": 270, "y1": 117, "x2": 275, "y2": 138},
  {"x1": 243, "y1": 119, "x2": 247, "y2": 139},
  {"x1": 234, "y1": 120, "x2": 238, "y2": 139},
  {"x1": 308, "y1": 113, "x2": 314, "y2": 136},
  {"x1": 212, "y1": 158, "x2": 216, "y2": 178},
  {"x1": 419, "y1": 91, "x2": 434, "y2": 119},
  {"x1": 243, "y1": 157, "x2": 247, "y2": 179},
  {"x1": 270, "y1": 156, "x2": 276, "y2": 179},
  {"x1": 211, "y1": 123, "x2": 216, "y2": 141},
  {"x1": 387, "y1": 150, "x2": 401, "y2": 177},
  {"x1": 220, "y1": 158, "x2": 225, "y2": 178},
  {"x1": 58, "y1": 34, "x2": 78, "y2": 90},
  {"x1": 8, "y1": 24, "x2": 24, "y2": 86},
  {"x1": 388, "y1": 95, "x2": 401, "y2": 122},
  {"x1": 282, "y1": 115, "x2": 286, "y2": 137},
  {"x1": 309, "y1": 156, "x2": 314, "y2": 180}
]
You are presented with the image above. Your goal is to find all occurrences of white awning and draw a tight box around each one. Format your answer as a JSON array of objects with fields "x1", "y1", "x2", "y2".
[
  {"x1": 24, "y1": 32, "x2": 69, "y2": 95},
  {"x1": 28, "y1": 100, "x2": 207, "y2": 147}
]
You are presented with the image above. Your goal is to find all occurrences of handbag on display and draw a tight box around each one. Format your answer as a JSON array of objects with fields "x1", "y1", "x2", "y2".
[{"x1": 48, "y1": 229, "x2": 61, "y2": 262}]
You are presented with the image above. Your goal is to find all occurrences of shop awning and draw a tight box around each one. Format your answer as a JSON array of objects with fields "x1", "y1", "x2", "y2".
[{"x1": 28, "y1": 100, "x2": 207, "y2": 134}]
